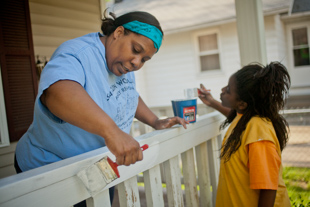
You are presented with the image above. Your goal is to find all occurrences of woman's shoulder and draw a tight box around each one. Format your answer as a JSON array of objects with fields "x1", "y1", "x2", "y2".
[{"x1": 52, "y1": 33, "x2": 101, "y2": 57}]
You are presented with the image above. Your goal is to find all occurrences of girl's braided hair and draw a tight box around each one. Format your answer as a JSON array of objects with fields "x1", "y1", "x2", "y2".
[{"x1": 220, "y1": 62, "x2": 291, "y2": 162}]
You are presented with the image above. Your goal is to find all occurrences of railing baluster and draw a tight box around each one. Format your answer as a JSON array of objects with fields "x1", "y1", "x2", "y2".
[
  {"x1": 195, "y1": 142, "x2": 212, "y2": 207},
  {"x1": 207, "y1": 139, "x2": 218, "y2": 206},
  {"x1": 211, "y1": 136, "x2": 220, "y2": 184},
  {"x1": 181, "y1": 148, "x2": 199, "y2": 207},
  {"x1": 86, "y1": 189, "x2": 111, "y2": 207},
  {"x1": 118, "y1": 176, "x2": 140, "y2": 207},
  {"x1": 163, "y1": 156, "x2": 184, "y2": 207},
  {"x1": 143, "y1": 164, "x2": 164, "y2": 207}
]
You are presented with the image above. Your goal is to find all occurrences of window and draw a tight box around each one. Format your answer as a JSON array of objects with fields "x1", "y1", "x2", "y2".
[
  {"x1": 198, "y1": 33, "x2": 221, "y2": 71},
  {"x1": 292, "y1": 27, "x2": 310, "y2": 67}
]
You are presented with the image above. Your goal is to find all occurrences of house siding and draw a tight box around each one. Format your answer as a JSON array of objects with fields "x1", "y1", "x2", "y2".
[
  {"x1": 265, "y1": 15, "x2": 287, "y2": 64},
  {"x1": 29, "y1": 0, "x2": 101, "y2": 60},
  {"x1": 0, "y1": 142, "x2": 17, "y2": 178}
]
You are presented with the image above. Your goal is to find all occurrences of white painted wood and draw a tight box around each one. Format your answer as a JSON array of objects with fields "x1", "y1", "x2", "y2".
[
  {"x1": 0, "y1": 112, "x2": 224, "y2": 207},
  {"x1": 235, "y1": 0, "x2": 267, "y2": 65},
  {"x1": 143, "y1": 165, "x2": 164, "y2": 207},
  {"x1": 195, "y1": 142, "x2": 212, "y2": 207},
  {"x1": 163, "y1": 156, "x2": 184, "y2": 207},
  {"x1": 0, "y1": 176, "x2": 90, "y2": 207},
  {"x1": 181, "y1": 148, "x2": 199, "y2": 207},
  {"x1": 211, "y1": 136, "x2": 221, "y2": 180},
  {"x1": 117, "y1": 176, "x2": 140, "y2": 207},
  {"x1": 206, "y1": 139, "x2": 218, "y2": 205},
  {"x1": 86, "y1": 189, "x2": 111, "y2": 207}
]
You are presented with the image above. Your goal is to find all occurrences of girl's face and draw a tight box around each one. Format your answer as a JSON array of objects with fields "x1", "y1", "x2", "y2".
[
  {"x1": 220, "y1": 75, "x2": 246, "y2": 113},
  {"x1": 105, "y1": 26, "x2": 157, "y2": 76}
]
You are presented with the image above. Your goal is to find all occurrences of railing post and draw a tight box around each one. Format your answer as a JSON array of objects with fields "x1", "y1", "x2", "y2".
[
  {"x1": 181, "y1": 148, "x2": 199, "y2": 207},
  {"x1": 163, "y1": 156, "x2": 184, "y2": 207},
  {"x1": 143, "y1": 164, "x2": 165, "y2": 207},
  {"x1": 118, "y1": 176, "x2": 140, "y2": 207},
  {"x1": 211, "y1": 136, "x2": 221, "y2": 181},
  {"x1": 207, "y1": 138, "x2": 218, "y2": 206},
  {"x1": 195, "y1": 142, "x2": 213, "y2": 207},
  {"x1": 86, "y1": 189, "x2": 111, "y2": 207}
]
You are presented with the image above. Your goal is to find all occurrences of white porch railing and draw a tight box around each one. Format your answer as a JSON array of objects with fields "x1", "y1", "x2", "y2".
[{"x1": 0, "y1": 111, "x2": 225, "y2": 207}]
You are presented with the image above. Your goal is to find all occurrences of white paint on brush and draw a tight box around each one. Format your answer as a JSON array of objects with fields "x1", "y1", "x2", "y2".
[{"x1": 77, "y1": 157, "x2": 117, "y2": 196}]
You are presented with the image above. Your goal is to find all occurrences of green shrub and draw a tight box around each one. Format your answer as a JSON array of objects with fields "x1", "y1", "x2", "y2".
[{"x1": 283, "y1": 167, "x2": 310, "y2": 207}]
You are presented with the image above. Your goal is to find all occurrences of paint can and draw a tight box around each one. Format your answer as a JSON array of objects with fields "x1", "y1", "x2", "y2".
[{"x1": 171, "y1": 99, "x2": 197, "y2": 123}]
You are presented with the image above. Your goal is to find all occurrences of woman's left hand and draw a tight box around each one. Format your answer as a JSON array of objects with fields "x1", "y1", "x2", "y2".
[{"x1": 153, "y1": 117, "x2": 189, "y2": 130}]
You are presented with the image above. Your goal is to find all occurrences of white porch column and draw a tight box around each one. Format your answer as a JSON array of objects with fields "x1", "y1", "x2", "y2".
[{"x1": 235, "y1": 0, "x2": 267, "y2": 66}]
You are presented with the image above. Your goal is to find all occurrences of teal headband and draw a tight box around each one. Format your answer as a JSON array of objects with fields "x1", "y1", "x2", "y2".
[{"x1": 122, "y1": 20, "x2": 163, "y2": 52}]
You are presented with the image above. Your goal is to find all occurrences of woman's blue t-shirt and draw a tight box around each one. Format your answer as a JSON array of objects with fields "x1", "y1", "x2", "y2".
[{"x1": 16, "y1": 32, "x2": 139, "y2": 171}]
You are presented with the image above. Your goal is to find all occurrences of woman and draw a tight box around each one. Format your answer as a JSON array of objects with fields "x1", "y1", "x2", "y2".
[{"x1": 15, "y1": 10, "x2": 187, "y2": 182}]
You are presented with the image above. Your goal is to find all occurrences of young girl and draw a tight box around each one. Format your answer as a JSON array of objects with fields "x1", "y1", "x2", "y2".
[{"x1": 199, "y1": 62, "x2": 291, "y2": 207}]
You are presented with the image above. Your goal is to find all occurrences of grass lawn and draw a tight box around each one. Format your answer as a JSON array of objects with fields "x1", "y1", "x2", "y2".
[{"x1": 283, "y1": 166, "x2": 310, "y2": 207}]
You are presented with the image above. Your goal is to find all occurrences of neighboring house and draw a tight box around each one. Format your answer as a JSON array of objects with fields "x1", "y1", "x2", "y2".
[{"x1": 0, "y1": 0, "x2": 309, "y2": 178}]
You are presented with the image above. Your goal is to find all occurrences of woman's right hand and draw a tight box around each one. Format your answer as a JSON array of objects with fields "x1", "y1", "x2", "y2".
[
  {"x1": 104, "y1": 129, "x2": 143, "y2": 166},
  {"x1": 41, "y1": 80, "x2": 143, "y2": 166},
  {"x1": 198, "y1": 83, "x2": 215, "y2": 106}
]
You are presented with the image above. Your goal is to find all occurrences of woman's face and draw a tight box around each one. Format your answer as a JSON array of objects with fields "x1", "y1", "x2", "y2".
[{"x1": 105, "y1": 26, "x2": 157, "y2": 76}]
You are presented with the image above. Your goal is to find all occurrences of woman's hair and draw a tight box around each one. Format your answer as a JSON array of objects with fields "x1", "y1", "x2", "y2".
[
  {"x1": 100, "y1": 10, "x2": 164, "y2": 37},
  {"x1": 220, "y1": 62, "x2": 291, "y2": 161}
]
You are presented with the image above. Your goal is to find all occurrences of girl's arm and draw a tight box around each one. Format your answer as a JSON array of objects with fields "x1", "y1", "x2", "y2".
[
  {"x1": 135, "y1": 96, "x2": 189, "y2": 129},
  {"x1": 198, "y1": 84, "x2": 231, "y2": 117},
  {"x1": 40, "y1": 80, "x2": 142, "y2": 166},
  {"x1": 258, "y1": 190, "x2": 277, "y2": 207}
]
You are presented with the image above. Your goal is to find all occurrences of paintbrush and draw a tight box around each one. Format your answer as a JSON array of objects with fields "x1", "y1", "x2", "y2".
[
  {"x1": 77, "y1": 144, "x2": 149, "y2": 195},
  {"x1": 184, "y1": 88, "x2": 210, "y2": 99}
]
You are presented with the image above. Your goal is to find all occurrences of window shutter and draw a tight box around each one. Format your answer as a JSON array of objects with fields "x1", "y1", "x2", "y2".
[{"x1": 0, "y1": 0, "x2": 37, "y2": 142}]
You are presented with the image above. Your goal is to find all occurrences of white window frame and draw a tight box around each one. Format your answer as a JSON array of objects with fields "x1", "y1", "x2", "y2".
[
  {"x1": 286, "y1": 21, "x2": 310, "y2": 89},
  {"x1": 288, "y1": 25, "x2": 310, "y2": 68},
  {"x1": 192, "y1": 29, "x2": 223, "y2": 77},
  {"x1": 0, "y1": 66, "x2": 10, "y2": 147}
]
